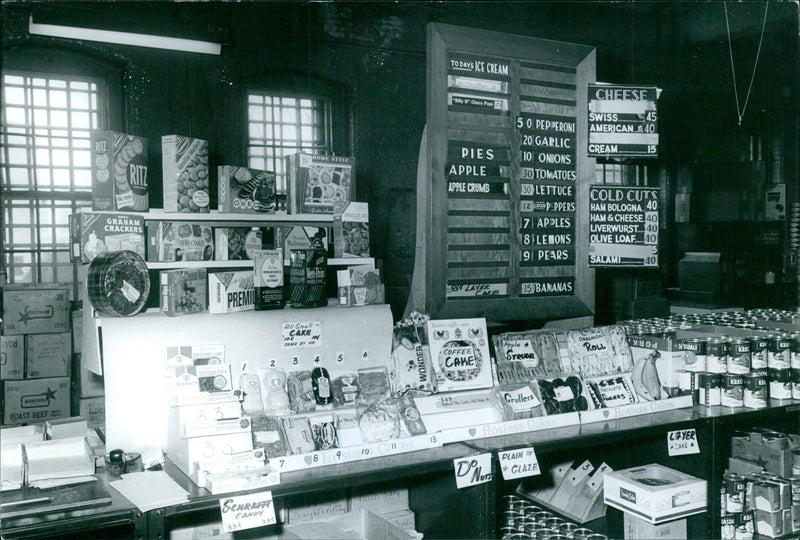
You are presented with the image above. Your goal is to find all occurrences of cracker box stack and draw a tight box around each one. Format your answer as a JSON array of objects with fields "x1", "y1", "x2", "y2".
[
  {"x1": 1, "y1": 285, "x2": 72, "y2": 425},
  {"x1": 91, "y1": 131, "x2": 149, "y2": 212},
  {"x1": 162, "y1": 135, "x2": 210, "y2": 213}
]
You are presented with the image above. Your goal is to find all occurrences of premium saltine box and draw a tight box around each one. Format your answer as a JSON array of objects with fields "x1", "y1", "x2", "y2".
[
  {"x1": 425, "y1": 318, "x2": 494, "y2": 393},
  {"x1": 218, "y1": 165, "x2": 277, "y2": 214},
  {"x1": 91, "y1": 131, "x2": 149, "y2": 212},
  {"x1": 208, "y1": 270, "x2": 255, "y2": 313},
  {"x1": 2, "y1": 286, "x2": 70, "y2": 335},
  {"x1": 70, "y1": 211, "x2": 145, "y2": 263},
  {"x1": 286, "y1": 153, "x2": 355, "y2": 214},
  {"x1": 162, "y1": 135, "x2": 210, "y2": 213},
  {"x1": 333, "y1": 201, "x2": 370, "y2": 258}
]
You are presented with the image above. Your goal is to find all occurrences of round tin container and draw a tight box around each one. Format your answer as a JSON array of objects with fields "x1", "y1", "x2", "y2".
[
  {"x1": 762, "y1": 431, "x2": 789, "y2": 450},
  {"x1": 734, "y1": 510, "x2": 753, "y2": 539},
  {"x1": 720, "y1": 514, "x2": 735, "y2": 540},
  {"x1": 743, "y1": 374, "x2": 768, "y2": 409},
  {"x1": 791, "y1": 336, "x2": 800, "y2": 369},
  {"x1": 749, "y1": 337, "x2": 769, "y2": 369},
  {"x1": 725, "y1": 473, "x2": 746, "y2": 513},
  {"x1": 721, "y1": 374, "x2": 744, "y2": 408},
  {"x1": 706, "y1": 338, "x2": 728, "y2": 373},
  {"x1": 768, "y1": 368, "x2": 792, "y2": 400},
  {"x1": 572, "y1": 528, "x2": 594, "y2": 540},
  {"x1": 768, "y1": 336, "x2": 791, "y2": 369},
  {"x1": 728, "y1": 339, "x2": 751, "y2": 374},
  {"x1": 681, "y1": 338, "x2": 707, "y2": 372},
  {"x1": 524, "y1": 521, "x2": 543, "y2": 536},
  {"x1": 791, "y1": 478, "x2": 800, "y2": 503},
  {"x1": 499, "y1": 526, "x2": 516, "y2": 539},
  {"x1": 87, "y1": 250, "x2": 150, "y2": 317},
  {"x1": 543, "y1": 517, "x2": 564, "y2": 530},
  {"x1": 532, "y1": 511, "x2": 552, "y2": 524},
  {"x1": 731, "y1": 431, "x2": 751, "y2": 444},
  {"x1": 698, "y1": 372, "x2": 721, "y2": 406},
  {"x1": 793, "y1": 450, "x2": 800, "y2": 477},
  {"x1": 558, "y1": 523, "x2": 578, "y2": 537},
  {"x1": 791, "y1": 368, "x2": 800, "y2": 400}
]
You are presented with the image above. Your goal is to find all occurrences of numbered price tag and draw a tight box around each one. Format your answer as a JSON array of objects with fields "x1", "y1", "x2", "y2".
[
  {"x1": 453, "y1": 453, "x2": 493, "y2": 489},
  {"x1": 219, "y1": 491, "x2": 276, "y2": 534},
  {"x1": 668, "y1": 428, "x2": 700, "y2": 456},
  {"x1": 498, "y1": 447, "x2": 540, "y2": 480}
]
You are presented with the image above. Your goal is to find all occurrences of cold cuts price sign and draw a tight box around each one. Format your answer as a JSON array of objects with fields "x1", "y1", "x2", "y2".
[
  {"x1": 588, "y1": 84, "x2": 660, "y2": 158},
  {"x1": 421, "y1": 23, "x2": 597, "y2": 321},
  {"x1": 588, "y1": 186, "x2": 659, "y2": 267}
]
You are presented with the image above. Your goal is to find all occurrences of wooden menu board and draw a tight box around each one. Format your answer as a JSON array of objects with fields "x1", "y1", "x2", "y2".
[
  {"x1": 588, "y1": 84, "x2": 660, "y2": 158},
  {"x1": 415, "y1": 23, "x2": 596, "y2": 321},
  {"x1": 588, "y1": 186, "x2": 659, "y2": 267}
]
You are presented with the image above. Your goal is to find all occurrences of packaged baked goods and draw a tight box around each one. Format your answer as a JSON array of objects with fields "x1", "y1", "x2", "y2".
[
  {"x1": 357, "y1": 398, "x2": 401, "y2": 443},
  {"x1": 86, "y1": 250, "x2": 150, "y2": 317},
  {"x1": 496, "y1": 382, "x2": 546, "y2": 420},
  {"x1": 287, "y1": 371, "x2": 316, "y2": 413},
  {"x1": 357, "y1": 366, "x2": 391, "y2": 404},
  {"x1": 585, "y1": 373, "x2": 638, "y2": 408},
  {"x1": 162, "y1": 135, "x2": 210, "y2": 213},
  {"x1": 250, "y1": 415, "x2": 289, "y2": 458},
  {"x1": 426, "y1": 318, "x2": 493, "y2": 392},
  {"x1": 160, "y1": 268, "x2": 207, "y2": 316},
  {"x1": 148, "y1": 222, "x2": 213, "y2": 262},
  {"x1": 218, "y1": 165, "x2": 276, "y2": 214},
  {"x1": 91, "y1": 131, "x2": 149, "y2": 212},
  {"x1": 286, "y1": 153, "x2": 355, "y2": 215},
  {"x1": 208, "y1": 270, "x2": 255, "y2": 314},
  {"x1": 281, "y1": 416, "x2": 316, "y2": 455},
  {"x1": 396, "y1": 395, "x2": 427, "y2": 435},
  {"x1": 566, "y1": 325, "x2": 633, "y2": 377},
  {"x1": 309, "y1": 414, "x2": 339, "y2": 450},
  {"x1": 70, "y1": 212, "x2": 145, "y2": 263},
  {"x1": 391, "y1": 314, "x2": 437, "y2": 395},
  {"x1": 330, "y1": 374, "x2": 359, "y2": 407},
  {"x1": 536, "y1": 374, "x2": 594, "y2": 415}
]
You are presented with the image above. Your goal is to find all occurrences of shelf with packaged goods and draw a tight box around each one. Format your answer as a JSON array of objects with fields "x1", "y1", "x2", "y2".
[
  {"x1": 146, "y1": 257, "x2": 374, "y2": 270},
  {"x1": 78, "y1": 207, "x2": 335, "y2": 228}
]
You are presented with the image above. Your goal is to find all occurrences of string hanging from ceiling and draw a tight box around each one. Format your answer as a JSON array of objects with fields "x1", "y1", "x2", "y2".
[{"x1": 723, "y1": 1, "x2": 769, "y2": 127}]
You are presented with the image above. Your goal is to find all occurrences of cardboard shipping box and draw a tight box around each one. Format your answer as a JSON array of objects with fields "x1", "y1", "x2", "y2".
[
  {"x1": 2, "y1": 286, "x2": 70, "y2": 335},
  {"x1": 2, "y1": 377, "x2": 70, "y2": 425},
  {"x1": 25, "y1": 333, "x2": 71, "y2": 379},
  {"x1": 623, "y1": 513, "x2": 687, "y2": 540},
  {"x1": 0, "y1": 335, "x2": 24, "y2": 380}
]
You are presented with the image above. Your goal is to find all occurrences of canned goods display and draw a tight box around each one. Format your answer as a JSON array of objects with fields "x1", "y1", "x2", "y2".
[
  {"x1": 792, "y1": 368, "x2": 800, "y2": 400},
  {"x1": 721, "y1": 374, "x2": 744, "y2": 408},
  {"x1": 86, "y1": 250, "x2": 151, "y2": 316},
  {"x1": 727, "y1": 339, "x2": 751, "y2": 374},
  {"x1": 680, "y1": 338, "x2": 707, "y2": 372},
  {"x1": 743, "y1": 374, "x2": 768, "y2": 408},
  {"x1": 734, "y1": 510, "x2": 753, "y2": 540},
  {"x1": 761, "y1": 431, "x2": 789, "y2": 449},
  {"x1": 767, "y1": 336, "x2": 791, "y2": 369},
  {"x1": 721, "y1": 513, "x2": 736, "y2": 540},
  {"x1": 791, "y1": 336, "x2": 800, "y2": 369},
  {"x1": 706, "y1": 338, "x2": 728, "y2": 373},
  {"x1": 791, "y1": 478, "x2": 800, "y2": 503},
  {"x1": 768, "y1": 368, "x2": 792, "y2": 400},
  {"x1": 749, "y1": 337, "x2": 769, "y2": 369},
  {"x1": 699, "y1": 372, "x2": 721, "y2": 406},
  {"x1": 725, "y1": 473, "x2": 746, "y2": 513}
]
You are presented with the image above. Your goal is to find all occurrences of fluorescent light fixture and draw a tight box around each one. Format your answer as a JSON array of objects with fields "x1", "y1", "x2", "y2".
[{"x1": 28, "y1": 15, "x2": 222, "y2": 55}]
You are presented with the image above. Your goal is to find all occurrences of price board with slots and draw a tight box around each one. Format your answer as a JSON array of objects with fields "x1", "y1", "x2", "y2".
[
  {"x1": 588, "y1": 83, "x2": 660, "y2": 158},
  {"x1": 417, "y1": 23, "x2": 596, "y2": 320},
  {"x1": 588, "y1": 186, "x2": 659, "y2": 267}
]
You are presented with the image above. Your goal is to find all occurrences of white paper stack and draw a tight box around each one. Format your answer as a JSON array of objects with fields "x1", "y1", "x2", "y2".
[
  {"x1": 25, "y1": 436, "x2": 96, "y2": 489},
  {"x1": 108, "y1": 470, "x2": 189, "y2": 512},
  {"x1": 0, "y1": 444, "x2": 24, "y2": 491},
  {"x1": 1, "y1": 424, "x2": 45, "y2": 446}
]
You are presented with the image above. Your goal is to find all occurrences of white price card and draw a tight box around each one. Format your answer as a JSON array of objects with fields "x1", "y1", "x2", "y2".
[
  {"x1": 667, "y1": 428, "x2": 700, "y2": 456},
  {"x1": 453, "y1": 453, "x2": 493, "y2": 489},
  {"x1": 498, "y1": 447, "x2": 540, "y2": 480},
  {"x1": 281, "y1": 321, "x2": 321, "y2": 349},
  {"x1": 219, "y1": 491, "x2": 276, "y2": 534}
]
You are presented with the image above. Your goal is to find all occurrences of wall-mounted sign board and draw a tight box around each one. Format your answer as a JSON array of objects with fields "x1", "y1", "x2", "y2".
[
  {"x1": 413, "y1": 23, "x2": 596, "y2": 321},
  {"x1": 588, "y1": 84, "x2": 660, "y2": 158},
  {"x1": 588, "y1": 186, "x2": 659, "y2": 267}
]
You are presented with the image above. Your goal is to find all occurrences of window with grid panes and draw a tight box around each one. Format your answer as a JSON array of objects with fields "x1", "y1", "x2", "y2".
[
  {"x1": 247, "y1": 93, "x2": 332, "y2": 199},
  {"x1": 1, "y1": 71, "x2": 102, "y2": 296}
]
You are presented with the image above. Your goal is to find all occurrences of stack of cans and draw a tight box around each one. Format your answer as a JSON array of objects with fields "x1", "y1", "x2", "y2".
[{"x1": 501, "y1": 495, "x2": 607, "y2": 539}]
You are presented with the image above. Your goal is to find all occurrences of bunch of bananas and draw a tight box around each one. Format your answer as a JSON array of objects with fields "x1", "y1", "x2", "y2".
[{"x1": 631, "y1": 350, "x2": 663, "y2": 401}]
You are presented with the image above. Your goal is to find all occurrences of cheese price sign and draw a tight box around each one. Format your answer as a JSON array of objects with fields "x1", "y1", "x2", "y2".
[
  {"x1": 588, "y1": 186, "x2": 659, "y2": 267},
  {"x1": 588, "y1": 84, "x2": 660, "y2": 158}
]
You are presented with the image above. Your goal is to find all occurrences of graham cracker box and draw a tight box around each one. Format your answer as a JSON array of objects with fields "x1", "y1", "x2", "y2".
[
  {"x1": 208, "y1": 271, "x2": 255, "y2": 314},
  {"x1": 286, "y1": 153, "x2": 355, "y2": 214},
  {"x1": 162, "y1": 135, "x2": 210, "y2": 213},
  {"x1": 70, "y1": 211, "x2": 145, "y2": 263},
  {"x1": 147, "y1": 222, "x2": 214, "y2": 262},
  {"x1": 25, "y1": 333, "x2": 71, "y2": 378},
  {"x1": 160, "y1": 268, "x2": 208, "y2": 316},
  {"x1": 77, "y1": 397, "x2": 106, "y2": 431},
  {"x1": 218, "y1": 166, "x2": 277, "y2": 214},
  {"x1": 91, "y1": 131, "x2": 149, "y2": 212},
  {"x1": 2, "y1": 285, "x2": 70, "y2": 335},
  {"x1": 2, "y1": 377, "x2": 70, "y2": 425},
  {"x1": 604, "y1": 464, "x2": 707, "y2": 524},
  {"x1": 1, "y1": 336, "x2": 24, "y2": 380}
]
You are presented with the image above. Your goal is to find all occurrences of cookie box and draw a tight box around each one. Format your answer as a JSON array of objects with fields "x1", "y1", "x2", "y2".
[
  {"x1": 286, "y1": 153, "x2": 355, "y2": 214},
  {"x1": 214, "y1": 227, "x2": 273, "y2": 261},
  {"x1": 147, "y1": 221, "x2": 214, "y2": 262},
  {"x1": 1, "y1": 336, "x2": 24, "y2": 380},
  {"x1": 218, "y1": 165, "x2": 276, "y2": 214},
  {"x1": 25, "y1": 332, "x2": 71, "y2": 378},
  {"x1": 425, "y1": 318, "x2": 494, "y2": 392},
  {"x1": 160, "y1": 268, "x2": 208, "y2": 316},
  {"x1": 208, "y1": 271, "x2": 255, "y2": 313},
  {"x1": 604, "y1": 464, "x2": 707, "y2": 524},
  {"x1": 332, "y1": 201, "x2": 369, "y2": 258},
  {"x1": 91, "y1": 131, "x2": 149, "y2": 212},
  {"x1": 2, "y1": 377, "x2": 70, "y2": 425},
  {"x1": 162, "y1": 135, "x2": 210, "y2": 213},
  {"x1": 2, "y1": 285, "x2": 70, "y2": 335},
  {"x1": 70, "y1": 212, "x2": 146, "y2": 263}
]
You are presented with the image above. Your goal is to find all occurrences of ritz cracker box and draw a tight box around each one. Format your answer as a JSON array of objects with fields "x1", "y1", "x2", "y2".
[
  {"x1": 91, "y1": 131, "x2": 149, "y2": 212},
  {"x1": 2, "y1": 377, "x2": 71, "y2": 425},
  {"x1": 70, "y1": 212, "x2": 145, "y2": 263},
  {"x1": 2, "y1": 286, "x2": 70, "y2": 336},
  {"x1": 162, "y1": 135, "x2": 210, "y2": 213}
]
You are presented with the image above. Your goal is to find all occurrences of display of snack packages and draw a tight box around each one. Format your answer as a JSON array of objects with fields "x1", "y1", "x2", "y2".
[
  {"x1": 287, "y1": 371, "x2": 316, "y2": 413},
  {"x1": 493, "y1": 330, "x2": 563, "y2": 384},
  {"x1": 536, "y1": 374, "x2": 595, "y2": 415},
  {"x1": 162, "y1": 135, "x2": 210, "y2": 213},
  {"x1": 564, "y1": 325, "x2": 633, "y2": 377},
  {"x1": 391, "y1": 311, "x2": 437, "y2": 395},
  {"x1": 250, "y1": 415, "x2": 289, "y2": 458},
  {"x1": 218, "y1": 165, "x2": 276, "y2": 214},
  {"x1": 584, "y1": 373, "x2": 639, "y2": 408},
  {"x1": 286, "y1": 153, "x2": 355, "y2": 214},
  {"x1": 91, "y1": 131, "x2": 149, "y2": 212},
  {"x1": 333, "y1": 201, "x2": 370, "y2": 257},
  {"x1": 160, "y1": 268, "x2": 208, "y2": 316},
  {"x1": 495, "y1": 382, "x2": 546, "y2": 420},
  {"x1": 214, "y1": 227, "x2": 272, "y2": 261},
  {"x1": 70, "y1": 212, "x2": 145, "y2": 263},
  {"x1": 425, "y1": 318, "x2": 494, "y2": 393},
  {"x1": 281, "y1": 416, "x2": 316, "y2": 455},
  {"x1": 208, "y1": 271, "x2": 255, "y2": 314},
  {"x1": 147, "y1": 222, "x2": 213, "y2": 262}
]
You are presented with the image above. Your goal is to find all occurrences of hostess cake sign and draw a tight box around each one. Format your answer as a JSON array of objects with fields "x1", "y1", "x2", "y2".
[{"x1": 426, "y1": 318, "x2": 493, "y2": 392}]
